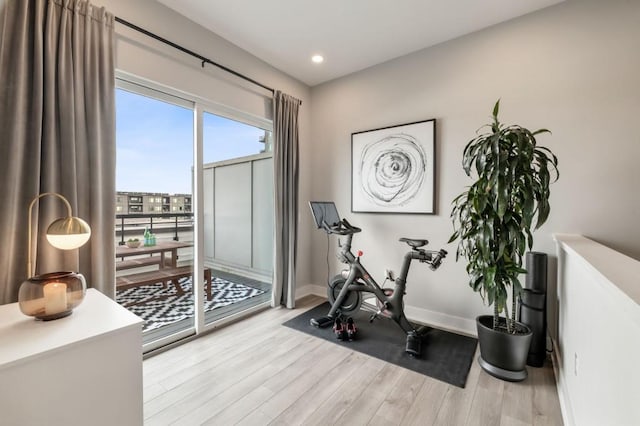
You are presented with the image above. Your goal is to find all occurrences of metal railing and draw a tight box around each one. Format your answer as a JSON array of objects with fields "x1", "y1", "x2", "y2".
[{"x1": 115, "y1": 213, "x2": 194, "y2": 245}]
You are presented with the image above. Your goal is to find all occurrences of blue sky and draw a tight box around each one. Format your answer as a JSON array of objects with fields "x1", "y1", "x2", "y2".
[{"x1": 116, "y1": 89, "x2": 267, "y2": 194}]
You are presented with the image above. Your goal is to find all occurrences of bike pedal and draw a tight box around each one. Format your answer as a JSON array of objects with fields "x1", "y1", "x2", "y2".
[
  {"x1": 415, "y1": 325, "x2": 433, "y2": 336},
  {"x1": 310, "y1": 316, "x2": 334, "y2": 328}
]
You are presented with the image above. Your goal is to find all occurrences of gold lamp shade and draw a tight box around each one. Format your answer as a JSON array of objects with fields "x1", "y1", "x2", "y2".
[{"x1": 46, "y1": 216, "x2": 91, "y2": 249}]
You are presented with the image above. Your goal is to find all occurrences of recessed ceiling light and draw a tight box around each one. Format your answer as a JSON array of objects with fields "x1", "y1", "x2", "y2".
[{"x1": 311, "y1": 55, "x2": 324, "y2": 64}]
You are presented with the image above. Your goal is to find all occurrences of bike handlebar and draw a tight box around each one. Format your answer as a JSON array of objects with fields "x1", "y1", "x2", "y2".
[
  {"x1": 428, "y1": 249, "x2": 448, "y2": 271},
  {"x1": 322, "y1": 218, "x2": 361, "y2": 235},
  {"x1": 414, "y1": 248, "x2": 447, "y2": 269},
  {"x1": 321, "y1": 217, "x2": 446, "y2": 272}
]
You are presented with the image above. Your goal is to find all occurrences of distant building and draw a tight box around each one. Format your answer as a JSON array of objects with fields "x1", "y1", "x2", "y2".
[{"x1": 116, "y1": 192, "x2": 192, "y2": 215}]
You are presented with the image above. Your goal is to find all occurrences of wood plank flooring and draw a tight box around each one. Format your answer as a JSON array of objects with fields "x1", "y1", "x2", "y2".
[{"x1": 143, "y1": 296, "x2": 563, "y2": 425}]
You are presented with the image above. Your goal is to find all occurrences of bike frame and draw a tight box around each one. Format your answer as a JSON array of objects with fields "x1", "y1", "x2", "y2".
[{"x1": 328, "y1": 232, "x2": 434, "y2": 334}]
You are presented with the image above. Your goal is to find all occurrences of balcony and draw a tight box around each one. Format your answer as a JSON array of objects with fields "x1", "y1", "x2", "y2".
[{"x1": 114, "y1": 155, "x2": 273, "y2": 345}]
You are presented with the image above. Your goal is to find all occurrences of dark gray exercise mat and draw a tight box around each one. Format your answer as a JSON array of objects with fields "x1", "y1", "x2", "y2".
[{"x1": 283, "y1": 302, "x2": 477, "y2": 388}]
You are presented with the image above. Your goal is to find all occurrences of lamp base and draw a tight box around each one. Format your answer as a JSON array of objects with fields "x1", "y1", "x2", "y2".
[
  {"x1": 18, "y1": 271, "x2": 87, "y2": 321},
  {"x1": 37, "y1": 310, "x2": 73, "y2": 321}
]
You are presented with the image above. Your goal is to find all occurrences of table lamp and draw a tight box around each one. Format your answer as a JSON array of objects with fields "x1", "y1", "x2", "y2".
[{"x1": 18, "y1": 192, "x2": 91, "y2": 320}]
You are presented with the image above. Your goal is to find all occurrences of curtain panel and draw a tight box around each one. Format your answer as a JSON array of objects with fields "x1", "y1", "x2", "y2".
[
  {"x1": 0, "y1": 0, "x2": 116, "y2": 304},
  {"x1": 272, "y1": 91, "x2": 301, "y2": 309}
]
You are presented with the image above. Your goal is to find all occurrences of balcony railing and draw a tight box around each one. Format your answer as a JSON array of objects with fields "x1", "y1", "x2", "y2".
[{"x1": 115, "y1": 213, "x2": 194, "y2": 245}]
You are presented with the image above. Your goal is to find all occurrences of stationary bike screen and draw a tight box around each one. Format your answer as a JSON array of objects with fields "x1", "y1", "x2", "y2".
[{"x1": 309, "y1": 201, "x2": 341, "y2": 229}]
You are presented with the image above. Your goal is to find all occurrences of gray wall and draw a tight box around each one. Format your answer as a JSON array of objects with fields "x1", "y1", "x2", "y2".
[{"x1": 308, "y1": 0, "x2": 640, "y2": 333}]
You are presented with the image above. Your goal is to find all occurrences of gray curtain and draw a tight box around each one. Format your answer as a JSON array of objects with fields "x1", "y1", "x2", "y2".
[
  {"x1": 0, "y1": 0, "x2": 116, "y2": 304},
  {"x1": 272, "y1": 91, "x2": 300, "y2": 308}
]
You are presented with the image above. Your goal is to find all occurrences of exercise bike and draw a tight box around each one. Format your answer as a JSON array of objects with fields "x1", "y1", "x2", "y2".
[{"x1": 309, "y1": 201, "x2": 447, "y2": 357}]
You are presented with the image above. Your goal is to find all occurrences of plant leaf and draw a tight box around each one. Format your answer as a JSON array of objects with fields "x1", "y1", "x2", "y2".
[{"x1": 449, "y1": 100, "x2": 558, "y2": 314}]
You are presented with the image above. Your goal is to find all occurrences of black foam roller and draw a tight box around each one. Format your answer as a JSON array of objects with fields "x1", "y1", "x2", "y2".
[
  {"x1": 521, "y1": 289, "x2": 545, "y2": 310},
  {"x1": 520, "y1": 300, "x2": 545, "y2": 367},
  {"x1": 519, "y1": 252, "x2": 548, "y2": 367},
  {"x1": 525, "y1": 251, "x2": 547, "y2": 292}
]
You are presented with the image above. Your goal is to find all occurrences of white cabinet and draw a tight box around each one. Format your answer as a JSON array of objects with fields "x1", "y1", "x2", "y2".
[{"x1": 0, "y1": 289, "x2": 144, "y2": 426}]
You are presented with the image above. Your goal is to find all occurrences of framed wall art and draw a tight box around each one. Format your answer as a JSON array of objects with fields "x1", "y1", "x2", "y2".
[{"x1": 351, "y1": 119, "x2": 435, "y2": 214}]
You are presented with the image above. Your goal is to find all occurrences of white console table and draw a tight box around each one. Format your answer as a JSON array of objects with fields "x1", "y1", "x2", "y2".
[{"x1": 0, "y1": 288, "x2": 144, "y2": 426}]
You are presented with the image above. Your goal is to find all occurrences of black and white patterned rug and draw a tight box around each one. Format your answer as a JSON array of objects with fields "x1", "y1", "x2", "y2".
[{"x1": 116, "y1": 277, "x2": 265, "y2": 331}]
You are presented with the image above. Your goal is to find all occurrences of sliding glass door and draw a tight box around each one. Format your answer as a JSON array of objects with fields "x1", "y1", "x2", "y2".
[{"x1": 115, "y1": 75, "x2": 273, "y2": 350}]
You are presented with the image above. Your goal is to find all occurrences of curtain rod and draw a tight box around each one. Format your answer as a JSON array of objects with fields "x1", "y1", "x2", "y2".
[{"x1": 114, "y1": 16, "x2": 275, "y2": 95}]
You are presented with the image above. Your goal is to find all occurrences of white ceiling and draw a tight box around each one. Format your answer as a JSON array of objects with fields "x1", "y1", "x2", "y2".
[{"x1": 156, "y1": 0, "x2": 564, "y2": 87}]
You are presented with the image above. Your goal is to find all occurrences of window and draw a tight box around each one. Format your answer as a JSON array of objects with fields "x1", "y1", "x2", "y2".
[
  {"x1": 116, "y1": 81, "x2": 194, "y2": 348},
  {"x1": 115, "y1": 74, "x2": 274, "y2": 352},
  {"x1": 202, "y1": 112, "x2": 274, "y2": 283},
  {"x1": 203, "y1": 112, "x2": 272, "y2": 163}
]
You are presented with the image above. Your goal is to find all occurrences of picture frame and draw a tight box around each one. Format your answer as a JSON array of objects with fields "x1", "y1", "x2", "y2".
[{"x1": 352, "y1": 119, "x2": 435, "y2": 214}]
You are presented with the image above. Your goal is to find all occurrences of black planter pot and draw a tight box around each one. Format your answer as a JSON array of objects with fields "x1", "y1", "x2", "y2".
[{"x1": 476, "y1": 315, "x2": 533, "y2": 382}]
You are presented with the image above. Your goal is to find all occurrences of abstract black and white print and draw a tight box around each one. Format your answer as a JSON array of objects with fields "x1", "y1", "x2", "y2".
[
  {"x1": 360, "y1": 133, "x2": 426, "y2": 207},
  {"x1": 352, "y1": 119, "x2": 435, "y2": 213}
]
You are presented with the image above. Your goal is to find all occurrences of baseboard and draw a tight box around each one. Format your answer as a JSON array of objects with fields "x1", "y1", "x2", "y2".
[
  {"x1": 404, "y1": 305, "x2": 477, "y2": 337},
  {"x1": 295, "y1": 283, "x2": 325, "y2": 300},
  {"x1": 550, "y1": 338, "x2": 575, "y2": 426}
]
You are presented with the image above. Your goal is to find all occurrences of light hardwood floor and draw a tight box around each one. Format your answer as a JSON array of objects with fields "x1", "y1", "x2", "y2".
[{"x1": 143, "y1": 296, "x2": 563, "y2": 425}]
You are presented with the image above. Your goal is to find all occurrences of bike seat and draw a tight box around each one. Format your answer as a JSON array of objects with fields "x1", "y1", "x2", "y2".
[{"x1": 399, "y1": 238, "x2": 428, "y2": 248}]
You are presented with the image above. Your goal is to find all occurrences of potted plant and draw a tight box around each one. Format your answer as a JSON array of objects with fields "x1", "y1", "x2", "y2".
[{"x1": 449, "y1": 100, "x2": 559, "y2": 381}]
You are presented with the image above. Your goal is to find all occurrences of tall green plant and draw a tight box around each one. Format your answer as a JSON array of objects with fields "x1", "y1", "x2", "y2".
[{"x1": 449, "y1": 100, "x2": 559, "y2": 333}]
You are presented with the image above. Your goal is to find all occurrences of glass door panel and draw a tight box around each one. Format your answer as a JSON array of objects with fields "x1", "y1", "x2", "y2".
[
  {"x1": 115, "y1": 83, "x2": 195, "y2": 347},
  {"x1": 201, "y1": 112, "x2": 273, "y2": 325}
]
